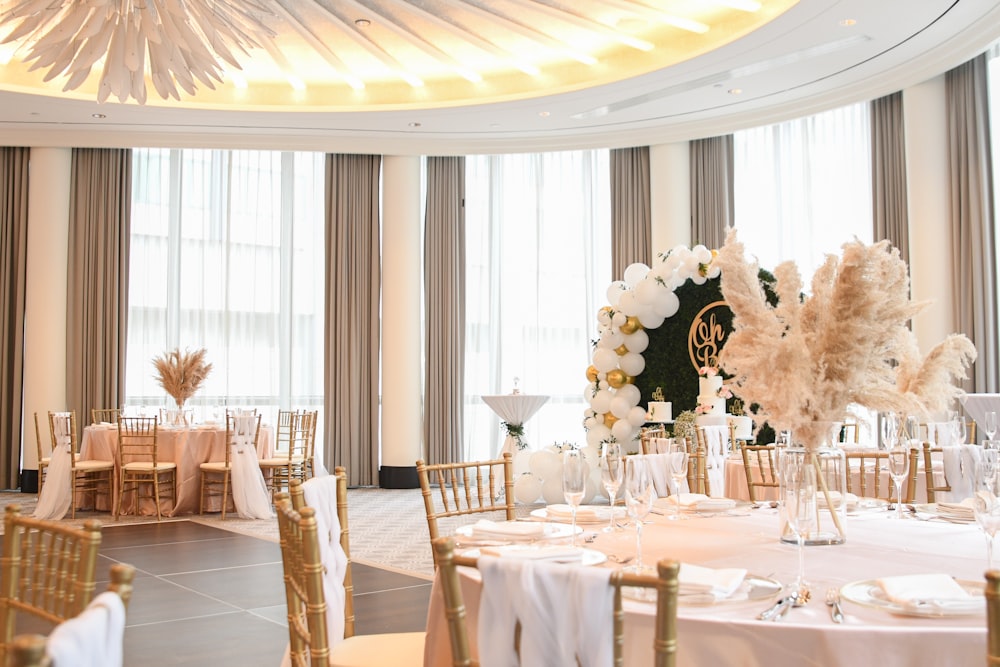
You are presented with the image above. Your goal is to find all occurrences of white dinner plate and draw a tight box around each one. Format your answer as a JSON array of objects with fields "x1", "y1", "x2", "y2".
[
  {"x1": 530, "y1": 506, "x2": 625, "y2": 524},
  {"x1": 652, "y1": 497, "x2": 749, "y2": 515},
  {"x1": 454, "y1": 521, "x2": 581, "y2": 542},
  {"x1": 840, "y1": 578, "x2": 984, "y2": 617},
  {"x1": 460, "y1": 546, "x2": 607, "y2": 566},
  {"x1": 622, "y1": 573, "x2": 781, "y2": 605}
]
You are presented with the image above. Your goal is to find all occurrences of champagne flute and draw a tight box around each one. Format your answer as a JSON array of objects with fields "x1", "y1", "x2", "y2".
[
  {"x1": 974, "y1": 453, "x2": 1000, "y2": 570},
  {"x1": 781, "y1": 450, "x2": 816, "y2": 594},
  {"x1": 986, "y1": 411, "x2": 997, "y2": 442},
  {"x1": 666, "y1": 440, "x2": 689, "y2": 521},
  {"x1": 599, "y1": 442, "x2": 623, "y2": 533},
  {"x1": 953, "y1": 417, "x2": 967, "y2": 446},
  {"x1": 562, "y1": 448, "x2": 588, "y2": 547},
  {"x1": 879, "y1": 413, "x2": 909, "y2": 519},
  {"x1": 623, "y1": 457, "x2": 654, "y2": 573}
]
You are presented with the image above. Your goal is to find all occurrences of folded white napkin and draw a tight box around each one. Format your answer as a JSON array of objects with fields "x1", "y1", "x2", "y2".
[
  {"x1": 479, "y1": 545, "x2": 584, "y2": 562},
  {"x1": 469, "y1": 519, "x2": 546, "y2": 540},
  {"x1": 546, "y1": 504, "x2": 605, "y2": 522},
  {"x1": 937, "y1": 497, "x2": 977, "y2": 521},
  {"x1": 678, "y1": 563, "x2": 747, "y2": 600},
  {"x1": 876, "y1": 574, "x2": 979, "y2": 612},
  {"x1": 817, "y1": 491, "x2": 858, "y2": 509},
  {"x1": 661, "y1": 493, "x2": 736, "y2": 511}
]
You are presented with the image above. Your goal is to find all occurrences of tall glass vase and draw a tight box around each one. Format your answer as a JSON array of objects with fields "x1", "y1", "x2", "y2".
[{"x1": 780, "y1": 421, "x2": 847, "y2": 546}]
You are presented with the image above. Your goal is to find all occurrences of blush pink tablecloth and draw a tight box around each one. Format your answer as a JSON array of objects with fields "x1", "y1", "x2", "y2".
[
  {"x1": 424, "y1": 506, "x2": 987, "y2": 666},
  {"x1": 79, "y1": 423, "x2": 274, "y2": 517}
]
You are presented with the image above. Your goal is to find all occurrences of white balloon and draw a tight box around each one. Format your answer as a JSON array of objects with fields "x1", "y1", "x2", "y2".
[
  {"x1": 514, "y1": 474, "x2": 543, "y2": 504},
  {"x1": 591, "y1": 466, "x2": 608, "y2": 499},
  {"x1": 634, "y1": 277, "x2": 660, "y2": 305},
  {"x1": 617, "y1": 383, "x2": 640, "y2": 405},
  {"x1": 612, "y1": 419, "x2": 636, "y2": 442},
  {"x1": 684, "y1": 254, "x2": 701, "y2": 272},
  {"x1": 583, "y1": 442, "x2": 600, "y2": 465},
  {"x1": 583, "y1": 476, "x2": 599, "y2": 504},
  {"x1": 693, "y1": 244, "x2": 712, "y2": 263},
  {"x1": 664, "y1": 253, "x2": 682, "y2": 272},
  {"x1": 706, "y1": 264, "x2": 721, "y2": 279},
  {"x1": 610, "y1": 395, "x2": 632, "y2": 419},
  {"x1": 637, "y1": 310, "x2": 665, "y2": 329},
  {"x1": 586, "y1": 428, "x2": 605, "y2": 448},
  {"x1": 583, "y1": 416, "x2": 598, "y2": 430},
  {"x1": 617, "y1": 290, "x2": 639, "y2": 316},
  {"x1": 592, "y1": 347, "x2": 618, "y2": 373},
  {"x1": 691, "y1": 273, "x2": 707, "y2": 285},
  {"x1": 589, "y1": 423, "x2": 612, "y2": 443},
  {"x1": 627, "y1": 405, "x2": 648, "y2": 426},
  {"x1": 623, "y1": 262, "x2": 650, "y2": 288},
  {"x1": 611, "y1": 311, "x2": 627, "y2": 327},
  {"x1": 542, "y1": 476, "x2": 565, "y2": 504},
  {"x1": 597, "y1": 308, "x2": 612, "y2": 326},
  {"x1": 619, "y1": 352, "x2": 645, "y2": 376},
  {"x1": 513, "y1": 450, "x2": 532, "y2": 475},
  {"x1": 623, "y1": 329, "x2": 649, "y2": 353},
  {"x1": 601, "y1": 330, "x2": 625, "y2": 349},
  {"x1": 658, "y1": 291, "x2": 680, "y2": 318},
  {"x1": 606, "y1": 281, "x2": 626, "y2": 305},
  {"x1": 529, "y1": 450, "x2": 560, "y2": 480},
  {"x1": 590, "y1": 389, "x2": 612, "y2": 413}
]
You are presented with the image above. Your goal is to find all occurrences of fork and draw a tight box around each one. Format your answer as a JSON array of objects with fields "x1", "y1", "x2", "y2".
[{"x1": 826, "y1": 588, "x2": 844, "y2": 623}]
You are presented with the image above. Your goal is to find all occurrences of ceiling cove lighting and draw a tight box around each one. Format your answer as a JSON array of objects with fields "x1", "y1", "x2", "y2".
[{"x1": 0, "y1": 0, "x2": 276, "y2": 104}]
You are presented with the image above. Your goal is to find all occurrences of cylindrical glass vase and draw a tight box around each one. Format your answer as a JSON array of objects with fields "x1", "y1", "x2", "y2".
[{"x1": 781, "y1": 421, "x2": 847, "y2": 546}]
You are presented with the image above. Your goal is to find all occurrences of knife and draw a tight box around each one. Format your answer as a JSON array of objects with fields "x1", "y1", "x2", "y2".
[{"x1": 757, "y1": 595, "x2": 794, "y2": 621}]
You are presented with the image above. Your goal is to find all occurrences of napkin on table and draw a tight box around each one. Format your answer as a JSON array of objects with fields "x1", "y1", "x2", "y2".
[
  {"x1": 468, "y1": 519, "x2": 546, "y2": 540},
  {"x1": 937, "y1": 497, "x2": 977, "y2": 521},
  {"x1": 678, "y1": 562, "x2": 747, "y2": 600},
  {"x1": 876, "y1": 573, "x2": 980, "y2": 613},
  {"x1": 546, "y1": 504, "x2": 605, "y2": 522},
  {"x1": 661, "y1": 493, "x2": 736, "y2": 511},
  {"x1": 479, "y1": 544, "x2": 584, "y2": 562}
]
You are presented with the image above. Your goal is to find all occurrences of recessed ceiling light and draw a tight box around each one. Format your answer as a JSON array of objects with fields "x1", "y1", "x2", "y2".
[
  {"x1": 92, "y1": 113, "x2": 106, "y2": 118},
  {"x1": 408, "y1": 122, "x2": 421, "y2": 128},
  {"x1": 728, "y1": 88, "x2": 742, "y2": 95},
  {"x1": 539, "y1": 111, "x2": 550, "y2": 117},
  {"x1": 355, "y1": 18, "x2": 371, "y2": 27},
  {"x1": 840, "y1": 19, "x2": 857, "y2": 27}
]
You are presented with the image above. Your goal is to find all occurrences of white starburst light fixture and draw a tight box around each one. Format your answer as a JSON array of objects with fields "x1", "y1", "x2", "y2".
[{"x1": 0, "y1": 0, "x2": 277, "y2": 104}]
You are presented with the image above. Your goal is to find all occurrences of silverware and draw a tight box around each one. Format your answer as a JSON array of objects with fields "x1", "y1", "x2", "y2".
[
  {"x1": 826, "y1": 588, "x2": 844, "y2": 623},
  {"x1": 607, "y1": 554, "x2": 634, "y2": 565},
  {"x1": 757, "y1": 594, "x2": 795, "y2": 621}
]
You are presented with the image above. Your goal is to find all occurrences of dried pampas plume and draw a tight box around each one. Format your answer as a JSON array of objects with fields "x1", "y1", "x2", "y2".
[
  {"x1": 153, "y1": 348, "x2": 213, "y2": 408},
  {"x1": 714, "y1": 229, "x2": 976, "y2": 444}
]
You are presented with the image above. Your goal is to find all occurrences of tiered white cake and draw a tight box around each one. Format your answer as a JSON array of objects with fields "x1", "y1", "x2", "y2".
[
  {"x1": 647, "y1": 401, "x2": 672, "y2": 423},
  {"x1": 697, "y1": 375, "x2": 725, "y2": 416}
]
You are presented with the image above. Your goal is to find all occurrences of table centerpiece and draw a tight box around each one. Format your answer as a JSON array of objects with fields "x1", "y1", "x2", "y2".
[{"x1": 152, "y1": 347, "x2": 213, "y2": 425}]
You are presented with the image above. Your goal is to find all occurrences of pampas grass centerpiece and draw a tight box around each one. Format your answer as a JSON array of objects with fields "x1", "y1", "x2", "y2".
[
  {"x1": 714, "y1": 229, "x2": 976, "y2": 448},
  {"x1": 153, "y1": 347, "x2": 213, "y2": 410}
]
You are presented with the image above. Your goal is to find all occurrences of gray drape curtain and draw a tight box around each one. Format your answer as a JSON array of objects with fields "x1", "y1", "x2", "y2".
[
  {"x1": 67, "y1": 148, "x2": 132, "y2": 429},
  {"x1": 324, "y1": 154, "x2": 382, "y2": 485},
  {"x1": 690, "y1": 135, "x2": 734, "y2": 249},
  {"x1": 946, "y1": 55, "x2": 998, "y2": 393},
  {"x1": 610, "y1": 147, "x2": 651, "y2": 276},
  {"x1": 423, "y1": 156, "x2": 466, "y2": 464},
  {"x1": 870, "y1": 92, "x2": 910, "y2": 263},
  {"x1": 0, "y1": 147, "x2": 29, "y2": 489}
]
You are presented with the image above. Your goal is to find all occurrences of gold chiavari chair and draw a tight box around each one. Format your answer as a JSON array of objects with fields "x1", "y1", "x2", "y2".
[
  {"x1": 987, "y1": 570, "x2": 1000, "y2": 666},
  {"x1": 8, "y1": 563, "x2": 136, "y2": 667},
  {"x1": 0, "y1": 505, "x2": 108, "y2": 662},
  {"x1": 741, "y1": 444, "x2": 779, "y2": 503},
  {"x1": 90, "y1": 408, "x2": 121, "y2": 425},
  {"x1": 200, "y1": 412, "x2": 262, "y2": 519},
  {"x1": 275, "y1": 469, "x2": 424, "y2": 667},
  {"x1": 640, "y1": 426, "x2": 667, "y2": 454},
  {"x1": 416, "y1": 454, "x2": 515, "y2": 567},
  {"x1": 116, "y1": 416, "x2": 176, "y2": 521},
  {"x1": 48, "y1": 411, "x2": 115, "y2": 519},
  {"x1": 921, "y1": 441, "x2": 952, "y2": 504},
  {"x1": 432, "y1": 536, "x2": 680, "y2": 667},
  {"x1": 31, "y1": 414, "x2": 51, "y2": 495},
  {"x1": 843, "y1": 449, "x2": 919, "y2": 503},
  {"x1": 260, "y1": 410, "x2": 315, "y2": 499}
]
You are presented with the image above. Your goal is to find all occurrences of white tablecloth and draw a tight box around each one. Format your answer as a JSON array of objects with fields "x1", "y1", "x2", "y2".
[
  {"x1": 481, "y1": 394, "x2": 549, "y2": 457},
  {"x1": 424, "y1": 507, "x2": 987, "y2": 666},
  {"x1": 79, "y1": 423, "x2": 274, "y2": 516}
]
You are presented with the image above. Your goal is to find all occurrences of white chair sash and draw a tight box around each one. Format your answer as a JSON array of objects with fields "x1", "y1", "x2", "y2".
[
  {"x1": 33, "y1": 413, "x2": 73, "y2": 520},
  {"x1": 229, "y1": 413, "x2": 273, "y2": 519}
]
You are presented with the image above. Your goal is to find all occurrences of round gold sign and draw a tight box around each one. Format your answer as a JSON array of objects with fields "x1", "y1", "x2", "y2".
[{"x1": 688, "y1": 300, "x2": 729, "y2": 372}]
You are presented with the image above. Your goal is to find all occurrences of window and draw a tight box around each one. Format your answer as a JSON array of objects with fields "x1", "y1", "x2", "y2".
[{"x1": 126, "y1": 149, "x2": 325, "y2": 444}]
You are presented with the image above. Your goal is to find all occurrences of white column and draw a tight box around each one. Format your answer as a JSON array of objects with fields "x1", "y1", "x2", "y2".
[
  {"x1": 22, "y1": 148, "x2": 72, "y2": 470},
  {"x1": 903, "y1": 75, "x2": 954, "y2": 355},
  {"x1": 379, "y1": 155, "x2": 423, "y2": 487},
  {"x1": 649, "y1": 142, "x2": 690, "y2": 254}
]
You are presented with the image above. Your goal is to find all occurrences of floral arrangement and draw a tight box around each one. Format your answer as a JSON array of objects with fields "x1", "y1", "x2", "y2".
[
  {"x1": 501, "y1": 421, "x2": 527, "y2": 450},
  {"x1": 152, "y1": 347, "x2": 213, "y2": 409},
  {"x1": 714, "y1": 230, "x2": 976, "y2": 448},
  {"x1": 672, "y1": 409, "x2": 698, "y2": 443}
]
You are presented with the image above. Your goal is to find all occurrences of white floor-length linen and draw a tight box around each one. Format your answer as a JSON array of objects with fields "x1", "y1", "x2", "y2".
[
  {"x1": 229, "y1": 413, "x2": 272, "y2": 519},
  {"x1": 33, "y1": 413, "x2": 72, "y2": 520}
]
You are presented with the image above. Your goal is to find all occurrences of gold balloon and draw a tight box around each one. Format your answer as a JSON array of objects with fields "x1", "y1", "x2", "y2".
[
  {"x1": 620, "y1": 316, "x2": 642, "y2": 335},
  {"x1": 615, "y1": 344, "x2": 629, "y2": 356},
  {"x1": 586, "y1": 365, "x2": 599, "y2": 382},
  {"x1": 603, "y1": 413, "x2": 618, "y2": 427},
  {"x1": 606, "y1": 369, "x2": 627, "y2": 388}
]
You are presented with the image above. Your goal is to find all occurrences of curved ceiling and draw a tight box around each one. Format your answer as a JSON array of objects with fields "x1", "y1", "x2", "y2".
[{"x1": 0, "y1": 0, "x2": 998, "y2": 155}]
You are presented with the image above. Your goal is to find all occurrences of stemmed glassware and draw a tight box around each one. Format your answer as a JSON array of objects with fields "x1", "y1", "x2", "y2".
[
  {"x1": 974, "y1": 450, "x2": 1000, "y2": 569},
  {"x1": 562, "y1": 448, "x2": 588, "y2": 547},
  {"x1": 623, "y1": 457, "x2": 654, "y2": 573},
  {"x1": 952, "y1": 416, "x2": 967, "y2": 446},
  {"x1": 599, "y1": 442, "x2": 623, "y2": 533},
  {"x1": 666, "y1": 440, "x2": 689, "y2": 521},
  {"x1": 780, "y1": 449, "x2": 816, "y2": 594},
  {"x1": 986, "y1": 411, "x2": 997, "y2": 443},
  {"x1": 880, "y1": 413, "x2": 910, "y2": 519}
]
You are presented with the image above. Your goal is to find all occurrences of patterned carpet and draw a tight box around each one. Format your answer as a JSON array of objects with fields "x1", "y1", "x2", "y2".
[{"x1": 0, "y1": 487, "x2": 535, "y2": 581}]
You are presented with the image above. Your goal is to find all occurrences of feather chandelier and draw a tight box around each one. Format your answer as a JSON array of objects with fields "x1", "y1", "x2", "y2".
[{"x1": 0, "y1": 0, "x2": 276, "y2": 104}]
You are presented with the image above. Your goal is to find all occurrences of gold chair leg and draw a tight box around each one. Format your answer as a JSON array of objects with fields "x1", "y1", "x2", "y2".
[
  {"x1": 153, "y1": 475, "x2": 162, "y2": 521},
  {"x1": 221, "y1": 473, "x2": 229, "y2": 521}
]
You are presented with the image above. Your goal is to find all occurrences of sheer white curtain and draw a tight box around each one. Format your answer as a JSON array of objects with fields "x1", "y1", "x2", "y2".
[
  {"x1": 733, "y1": 102, "x2": 873, "y2": 281},
  {"x1": 464, "y1": 151, "x2": 611, "y2": 461},
  {"x1": 988, "y1": 44, "x2": 1000, "y2": 306},
  {"x1": 126, "y1": 149, "x2": 325, "y2": 450}
]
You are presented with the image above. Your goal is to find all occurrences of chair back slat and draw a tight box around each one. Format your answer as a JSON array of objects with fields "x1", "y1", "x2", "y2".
[{"x1": 740, "y1": 444, "x2": 779, "y2": 503}]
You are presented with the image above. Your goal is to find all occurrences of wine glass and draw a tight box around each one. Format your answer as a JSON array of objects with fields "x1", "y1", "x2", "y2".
[
  {"x1": 562, "y1": 448, "x2": 588, "y2": 547},
  {"x1": 952, "y1": 417, "x2": 967, "y2": 446},
  {"x1": 879, "y1": 413, "x2": 909, "y2": 519},
  {"x1": 623, "y1": 457, "x2": 654, "y2": 572},
  {"x1": 986, "y1": 411, "x2": 997, "y2": 443},
  {"x1": 974, "y1": 452, "x2": 1000, "y2": 570},
  {"x1": 781, "y1": 450, "x2": 816, "y2": 593},
  {"x1": 599, "y1": 442, "x2": 623, "y2": 533},
  {"x1": 666, "y1": 440, "x2": 689, "y2": 521}
]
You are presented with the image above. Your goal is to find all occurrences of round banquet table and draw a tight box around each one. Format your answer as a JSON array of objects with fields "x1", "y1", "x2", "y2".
[
  {"x1": 79, "y1": 422, "x2": 274, "y2": 517},
  {"x1": 423, "y1": 504, "x2": 987, "y2": 666}
]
